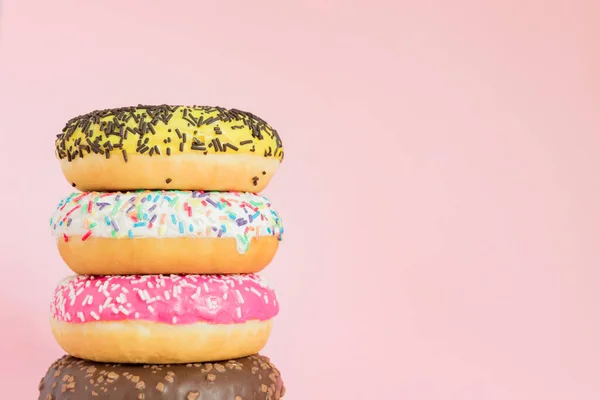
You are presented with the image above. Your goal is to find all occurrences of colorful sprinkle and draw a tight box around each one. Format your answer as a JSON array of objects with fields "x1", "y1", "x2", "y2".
[{"x1": 111, "y1": 201, "x2": 122, "y2": 216}]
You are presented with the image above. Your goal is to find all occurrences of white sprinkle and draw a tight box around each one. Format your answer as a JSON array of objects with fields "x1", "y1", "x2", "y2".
[
  {"x1": 164, "y1": 291, "x2": 171, "y2": 300},
  {"x1": 251, "y1": 288, "x2": 262, "y2": 297},
  {"x1": 75, "y1": 288, "x2": 84, "y2": 296},
  {"x1": 111, "y1": 306, "x2": 119, "y2": 314},
  {"x1": 172, "y1": 316, "x2": 178, "y2": 324},
  {"x1": 90, "y1": 311, "x2": 100, "y2": 320},
  {"x1": 264, "y1": 295, "x2": 269, "y2": 304},
  {"x1": 85, "y1": 281, "x2": 91, "y2": 288},
  {"x1": 135, "y1": 312, "x2": 140, "y2": 319},
  {"x1": 77, "y1": 312, "x2": 85, "y2": 322},
  {"x1": 118, "y1": 305, "x2": 130, "y2": 315},
  {"x1": 103, "y1": 297, "x2": 113, "y2": 308},
  {"x1": 191, "y1": 287, "x2": 201, "y2": 300},
  {"x1": 121, "y1": 287, "x2": 129, "y2": 294},
  {"x1": 203, "y1": 283, "x2": 209, "y2": 292},
  {"x1": 65, "y1": 312, "x2": 71, "y2": 321},
  {"x1": 236, "y1": 307, "x2": 242, "y2": 319},
  {"x1": 235, "y1": 290, "x2": 245, "y2": 304},
  {"x1": 148, "y1": 305, "x2": 155, "y2": 313},
  {"x1": 147, "y1": 282, "x2": 154, "y2": 289},
  {"x1": 110, "y1": 284, "x2": 121, "y2": 292},
  {"x1": 223, "y1": 292, "x2": 228, "y2": 300}
]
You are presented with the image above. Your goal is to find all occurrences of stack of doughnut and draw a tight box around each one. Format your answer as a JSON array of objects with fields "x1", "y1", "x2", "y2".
[{"x1": 39, "y1": 105, "x2": 286, "y2": 400}]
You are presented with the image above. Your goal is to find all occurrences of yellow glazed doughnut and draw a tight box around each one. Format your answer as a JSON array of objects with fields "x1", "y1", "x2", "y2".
[
  {"x1": 55, "y1": 105, "x2": 284, "y2": 192},
  {"x1": 50, "y1": 191, "x2": 284, "y2": 275}
]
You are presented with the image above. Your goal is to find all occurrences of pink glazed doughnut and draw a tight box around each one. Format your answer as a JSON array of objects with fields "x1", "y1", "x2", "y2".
[{"x1": 50, "y1": 274, "x2": 279, "y2": 364}]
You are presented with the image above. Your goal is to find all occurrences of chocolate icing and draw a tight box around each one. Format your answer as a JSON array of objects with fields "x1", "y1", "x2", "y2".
[{"x1": 38, "y1": 355, "x2": 285, "y2": 400}]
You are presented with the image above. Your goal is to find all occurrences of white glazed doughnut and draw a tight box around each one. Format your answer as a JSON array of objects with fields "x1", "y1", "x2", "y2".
[
  {"x1": 49, "y1": 191, "x2": 284, "y2": 275},
  {"x1": 50, "y1": 274, "x2": 279, "y2": 364}
]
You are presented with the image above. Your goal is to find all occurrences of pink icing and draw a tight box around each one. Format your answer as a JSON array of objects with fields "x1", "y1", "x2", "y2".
[{"x1": 51, "y1": 274, "x2": 279, "y2": 325}]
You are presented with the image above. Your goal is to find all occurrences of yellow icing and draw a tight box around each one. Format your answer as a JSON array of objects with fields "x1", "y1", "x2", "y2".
[{"x1": 55, "y1": 105, "x2": 284, "y2": 162}]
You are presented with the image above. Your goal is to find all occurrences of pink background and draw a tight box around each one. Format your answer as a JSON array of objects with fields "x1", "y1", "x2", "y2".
[{"x1": 1, "y1": 0, "x2": 599, "y2": 398}]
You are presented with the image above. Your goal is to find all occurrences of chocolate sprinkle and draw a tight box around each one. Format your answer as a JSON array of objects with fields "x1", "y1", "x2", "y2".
[
  {"x1": 166, "y1": 178, "x2": 172, "y2": 184},
  {"x1": 55, "y1": 105, "x2": 284, "y2": 162},
  {"x1": 38, "y1": 355, "x2": 285, "y2": 400}
]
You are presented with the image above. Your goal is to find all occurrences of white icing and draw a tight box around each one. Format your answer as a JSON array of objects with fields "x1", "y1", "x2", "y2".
[{"x1": 50, "y1": 191, "x2": 284, "y2": 254}]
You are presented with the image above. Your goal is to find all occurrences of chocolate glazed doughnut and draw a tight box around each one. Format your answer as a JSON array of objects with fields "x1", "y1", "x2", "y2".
[{"x1": 38, "y1": 355, "x2": 285, "y2": 399}]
